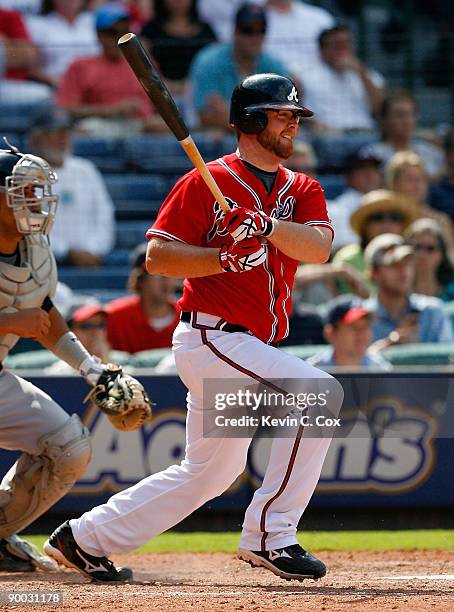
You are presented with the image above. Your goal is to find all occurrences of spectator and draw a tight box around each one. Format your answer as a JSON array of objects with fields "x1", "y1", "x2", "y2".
[
  {"x1": 385, "y1": 151, "x2": 454, "y2": 249},
  {"x1": 404, "y1": 218, "x2": 454, "y2": 301},
  {"x1": 46, "y1": 302, "x2": 128, "y2": 375},
  {"x1": 301, "y1": 24, "x2": 385, "y2": 133},
  {"x1": 333, "y1": 189, "x2": 418, "y2": 290},
  {"x1": 360, "y1": 90, "x2": 444, "y2": 179},
  {"x1": 57, "y1": 3, "x2": 166, "y2": 137},
  {"x1": 264, "y1": 0, "x2": 334, "y2": 76},
  {"x1": 328, "y1": 152, "x2": 383, "y2": 250},
  {"x1": 0, "y1": 7, "x2": 52, "y2": 104},
  {"x1": 29, "y1": 105, "x2": 115, "y2": 267},
  {"x1": 309, "y1": 295, "x2": 390, "y2": 369},
  {"x1": 141, "y1": 0, "x2": 216, "y2": 95},
  {"x1": 285, "y1": 140, "x2": 317, "y2": 176},
  {"x1": 25, "y1": 0, "x2": 99, "y2": 87},
  {"x1": 189, "y1": 2, "x2": 288, "y2": 130},
  {"x1": 364, "y1": 233, "x2": 454, "y2": 346},
  {"x1": 430, "y1": 127, "x2": 454, "y2": 222},
  {"x1": 106, "y1": 244, "x2": 180, "y2": 353},
  {"x1": 198, "y1": 0, "x2": 266, "y2": 42}
]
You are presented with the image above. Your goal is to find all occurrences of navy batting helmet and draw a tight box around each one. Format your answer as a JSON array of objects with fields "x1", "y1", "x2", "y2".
[{"x1": 229, "y1": 73, "x2": 313, "y2": 135}]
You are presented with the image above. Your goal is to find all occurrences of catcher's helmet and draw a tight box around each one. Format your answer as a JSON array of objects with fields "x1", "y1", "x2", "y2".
[
  {"x1": 0, "y1": 139, "x2": 58, "y2": 235},
  {"x1": 230, "y1": 73, "x2": 313, "y2": 135}
]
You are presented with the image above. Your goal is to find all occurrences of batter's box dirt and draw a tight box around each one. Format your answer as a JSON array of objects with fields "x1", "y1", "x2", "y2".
[{"x1": 0, "y1": 551, "x2": 453, "y2": 611}]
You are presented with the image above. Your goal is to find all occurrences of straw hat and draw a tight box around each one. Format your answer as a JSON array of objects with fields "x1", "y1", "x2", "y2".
[{"x1": 350, "y1": 189, "x2": 419, "y2": 236}]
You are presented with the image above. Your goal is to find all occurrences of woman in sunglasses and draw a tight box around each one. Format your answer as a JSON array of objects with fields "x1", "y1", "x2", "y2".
[
  {"x1": 404, "y1": 218, "x2": 454, "y2": 301},
  {"x1": 332, "y1": 189, "x2": 418, "y2": 293}
]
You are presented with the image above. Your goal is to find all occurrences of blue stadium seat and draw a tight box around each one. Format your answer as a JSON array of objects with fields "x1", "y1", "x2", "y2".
[
  {"x1": 103, "y1": 174, "x2": 170, "y2": 201},
  {"x1": 313, "y1": 133, "x2": 378, "y2": 171},
  {"x1": 115, "y1": 220, "x2": 151, "y2": 249},
  {"x1": 0, "y1": 102, "x2": 48, "y2": 133},
  {"x1": 58, "y1": 267, "x2": 130, "y2": 290},
  {"x1": 72, "y1": 136, "x2": 126, "y2": 172},
  {"x1": 318, "y1": 174, "x2": 347, "y2": 199},
  {"x1": 114, "y1": 199, "x2": 161, "y2": 219},
  {"x1": 124, "y1": 134, "x2": 225, "y2": 173}
]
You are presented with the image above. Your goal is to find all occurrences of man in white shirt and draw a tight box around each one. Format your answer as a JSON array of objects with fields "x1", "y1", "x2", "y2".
[
  {"x1": 29, "y1": 106, "x2": 115, "y2": 267},
  {"x1": 198, "y1": 0, "x2": 266, "y2": 41},
  {"x1": 264, "y1": 0, "x2": 334, "y2": 75},
  {"x1": 328, "y1": 153, "x2": 382, "y2": 250},
  {"x1": 301, "y1": 24, "x2": 385, "y2": 132}
]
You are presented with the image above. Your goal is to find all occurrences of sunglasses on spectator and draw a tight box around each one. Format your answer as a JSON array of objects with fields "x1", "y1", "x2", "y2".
[
  {"x1": 413, "y1": 243, "x2": 440, "y2": 253},
  {"x1": 368, "y1": 212, "x2": 403, "y2": 223},
  {"x1": 238, "y1": 25, "x2": 266, "y2": 36},
  {"x1": 76, "y1": 322, "x2": 107, "y2": 330}
]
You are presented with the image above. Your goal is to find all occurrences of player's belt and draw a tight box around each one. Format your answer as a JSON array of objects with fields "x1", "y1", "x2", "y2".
[{"x1": 180, "y1": 311, "x2": 250, "y2": 334}]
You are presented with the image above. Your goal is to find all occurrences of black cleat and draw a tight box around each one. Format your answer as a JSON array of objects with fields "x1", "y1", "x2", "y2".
[
  {"x1": 0, "y1": 538, "x2": 35, "y2": 572},
  {"x1": 238, "y1": 543, "x2": 326, "y2": 581},
  {"x1": 43, "y1": 521, "x2": 132, "y2": 583}
]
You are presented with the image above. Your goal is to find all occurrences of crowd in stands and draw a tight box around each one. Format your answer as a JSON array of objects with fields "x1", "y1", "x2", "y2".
[{"x1": 3, "y1": 0, "x2": 454, "y2": 371}]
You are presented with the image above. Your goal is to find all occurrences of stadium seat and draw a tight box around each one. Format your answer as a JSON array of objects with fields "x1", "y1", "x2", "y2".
[
  {"x1": 381, "y1": 343, "x2": 454, "y2": 366},
  {"x1": 443, "y1": 301, "x2": 454, "y2": 330},
  {"x1": 104, "y1": 174, "x2": 170, "y2": 202},
  {"x1": 0, "y1": 102, "x2": 48, "y2": 133},
  {"x1": 124, "y1": 133, "x2": 227, "y2": 173},
  {"x1": 5, "y1": 349, "x2": 57, "y2": 370},
  {"x1": 115, "y1": 220, "x2": 151, "y2": 249},
  {"x1": 130, "y1": 348, "x2": 173, "y2": 368},
  {"x1": 318, "y1": 174, "x2": 347, "y2": 199},
  {"x1": 114, "y1": 199, "x2": 161, "y2": 220},
  {"x1": 281, "y1": 345, "x2": 326, "y2": 361},
  {"x1": 58, "y1": 267, "x2": 130, "y2": 290},
  {"x1": 72, "y1": 136, "x2": 126, "y2": 172}
]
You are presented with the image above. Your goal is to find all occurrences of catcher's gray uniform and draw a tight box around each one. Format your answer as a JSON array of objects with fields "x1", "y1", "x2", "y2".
[
  {"x1": 0, "y1": 235, "x2": 91, "y2": 539},
  {"x1": 0, "y1": 145, "x2": 91, "y2": 570}
]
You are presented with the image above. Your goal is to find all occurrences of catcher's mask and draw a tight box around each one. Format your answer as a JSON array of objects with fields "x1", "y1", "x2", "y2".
[
  {"x1": 229, "y1": 73, "x2": 314, "y2": 135},
  {"x1": 0, "y1": 140, "x2": 58, "y2": 235}
]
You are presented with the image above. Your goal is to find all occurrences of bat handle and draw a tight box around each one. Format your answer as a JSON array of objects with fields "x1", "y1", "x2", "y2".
[{"x1": 179, "y1": 136, "x2": 231, "y2": 213}]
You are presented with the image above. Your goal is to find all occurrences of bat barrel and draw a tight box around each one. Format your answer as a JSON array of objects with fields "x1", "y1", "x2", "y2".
[{"x1": 118, "y1": 32, "x2": 189, "y2": 141}]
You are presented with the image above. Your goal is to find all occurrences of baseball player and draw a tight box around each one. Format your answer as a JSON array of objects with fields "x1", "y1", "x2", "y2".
[
  {"x1": 0, "y1": 142, "x2": 148, "y2": 579},
  {"x1": 45, "y1": 74, "x2": 343, "y2": 583}
]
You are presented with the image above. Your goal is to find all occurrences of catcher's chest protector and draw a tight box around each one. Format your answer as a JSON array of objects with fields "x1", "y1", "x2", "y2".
[{"x1": 0, "y1": 235, "x2": 57, "y2": 361}]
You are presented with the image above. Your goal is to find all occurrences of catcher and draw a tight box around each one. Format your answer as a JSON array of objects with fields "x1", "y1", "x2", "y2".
[{"x1": 0, "y1": 142, "x2": 151, "y2": 577}]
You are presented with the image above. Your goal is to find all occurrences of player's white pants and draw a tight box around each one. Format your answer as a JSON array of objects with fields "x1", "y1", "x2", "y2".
[{"x1": 71, "y1": 316, "x2": 343, "y2": 555}]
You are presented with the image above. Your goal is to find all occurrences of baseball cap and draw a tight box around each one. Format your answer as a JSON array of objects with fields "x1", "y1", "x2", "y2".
[
  {"x1": 325, "y1": 295, "x2": 371, "y2": 327},
  {"x1": 70, "y1": 303, "x2": 106, "y2": 323},
  {"x1": 364, "y1": 233, "x2": 414, "y2": 267},
  {"x1": 30, "y1": 106, "x2": 72, "y2": 131},
  {"x1": 95, "y1": 3, "x2": 130, "y2": 31},
  {"x1": 235, "y1": 3, "x2": 267, "y2": 32}
]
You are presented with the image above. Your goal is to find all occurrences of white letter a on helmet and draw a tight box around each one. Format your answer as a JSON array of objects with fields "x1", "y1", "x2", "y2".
[{"x1": 287, "y1": 86, "x2": 299, "y2": 102}]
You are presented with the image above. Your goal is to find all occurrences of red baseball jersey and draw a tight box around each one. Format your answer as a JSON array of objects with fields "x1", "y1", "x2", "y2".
[
  {"x1": 146, "y1": 153, "x2": 333, "y2": 343},
  {"x1": 106, "y1": 295, "x2": 179, "y2": 353}
]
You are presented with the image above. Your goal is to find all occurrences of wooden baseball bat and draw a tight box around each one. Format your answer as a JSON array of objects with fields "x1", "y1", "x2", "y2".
[{"x1": 118, "y1": 32, "x2": 230, "y2": 213}]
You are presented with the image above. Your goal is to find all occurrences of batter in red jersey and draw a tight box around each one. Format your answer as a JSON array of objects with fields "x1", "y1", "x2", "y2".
[{"x1": 46, "y1": 74, "x2": 344, "y2": 584}]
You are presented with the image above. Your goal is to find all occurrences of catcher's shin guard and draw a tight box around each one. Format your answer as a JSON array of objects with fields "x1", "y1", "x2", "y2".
[{"x1": 0, "y1": 414, "x2": 91, "y2": 538}]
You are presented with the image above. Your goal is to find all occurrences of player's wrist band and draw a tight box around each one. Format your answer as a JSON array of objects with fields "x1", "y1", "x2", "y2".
[
  {"x1": 263, "y1": 216, "x2": 276, "y2": 237},
  {"x1": 52, "y1": 332, "x2": 92, "y2": 372}
]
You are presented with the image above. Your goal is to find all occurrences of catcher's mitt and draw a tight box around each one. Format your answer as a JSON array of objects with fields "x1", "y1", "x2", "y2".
[{"x1": 84, "y1": 364, "x2": 153, "y2": 431}]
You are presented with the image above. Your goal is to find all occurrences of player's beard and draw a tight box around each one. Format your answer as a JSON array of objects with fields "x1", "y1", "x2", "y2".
[{"x1": 257, "y1": 128, "x2": 294, "y2": 159}]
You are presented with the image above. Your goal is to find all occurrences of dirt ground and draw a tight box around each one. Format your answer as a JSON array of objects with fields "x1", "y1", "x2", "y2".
[{"x1": 0, "y1": 551, "x2": 453, "y2": 611}]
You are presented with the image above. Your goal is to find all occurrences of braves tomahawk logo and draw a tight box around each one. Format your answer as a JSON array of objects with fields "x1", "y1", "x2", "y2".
[
  {"x1": 209, "y1": 197, "x2": 239, "y2": 240},
  {"x1": 287, "y1": 86, "x2": 299, "y2": 102}
]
